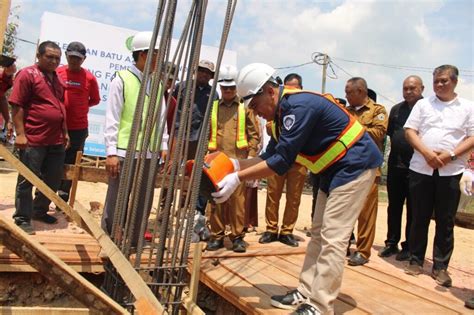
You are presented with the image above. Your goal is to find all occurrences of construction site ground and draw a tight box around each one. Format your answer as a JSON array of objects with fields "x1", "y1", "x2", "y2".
[{"x1": 0, "y1": 167, "x2": 473, "y2": 313}]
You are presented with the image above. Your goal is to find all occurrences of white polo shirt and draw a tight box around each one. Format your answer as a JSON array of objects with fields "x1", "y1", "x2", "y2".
[{"x1": 404, "y1": 95, "x2": 473, "y2": 176}]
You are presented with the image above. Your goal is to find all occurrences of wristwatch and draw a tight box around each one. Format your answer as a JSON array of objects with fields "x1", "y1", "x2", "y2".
[{"x1": 449, "y1": 151, "x2": 457, "y2": 161}]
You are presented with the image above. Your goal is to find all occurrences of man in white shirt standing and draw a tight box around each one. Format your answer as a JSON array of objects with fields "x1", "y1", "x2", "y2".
[
  {"x1": 102, "y1": 31, "x2": 168, "y2": 248},
  {"x1": 404, "y1": 64, "x2": 473, "y2": 287}
]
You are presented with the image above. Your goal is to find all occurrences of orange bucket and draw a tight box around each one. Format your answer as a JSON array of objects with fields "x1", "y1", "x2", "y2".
[{"x1": 186, "y1": 151, "x2": 235, "y2": 201}]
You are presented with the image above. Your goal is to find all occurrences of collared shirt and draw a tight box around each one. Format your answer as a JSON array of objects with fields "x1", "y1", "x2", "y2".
[
  {"x1": 387, "y1": 100, "x2": 415, "y2": 169},
  {"x1": 104, "y1": 64, "x2": 168, "y2": 158},
  {"x1": 260, "y1": 88, "x2": 382, "y2": 193},
  {"x1": 57, "y1": 66, "x2": 100, "y2": 130},
  {"x1": 0, "y1": 69, "x2": 13, "y2": 98},
  {"x1": 346, "y1": 98, "x2": 388, "y2": 151},
  {"x1": 404, "y1": 95, "x2": 474, "y2": 176},
  {"x1": 173, "y1": 81, "x2": 218, "y2": 142},
  {"x1": 213, "y1": 95, "x2": 260, "y2": 159},
  {"x1": 9, "y1": 64, "x2": 66, "y2": 146}
]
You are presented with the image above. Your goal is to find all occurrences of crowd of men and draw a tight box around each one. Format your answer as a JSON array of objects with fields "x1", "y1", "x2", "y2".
[{"x1": 1, "y1": 31, "x2": 472, "y2": 315}]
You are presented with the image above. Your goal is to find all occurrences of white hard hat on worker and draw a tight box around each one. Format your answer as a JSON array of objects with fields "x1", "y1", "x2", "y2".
[
  {"x1": 131, "y1": 31, "x2": 159, "y2": 52},
  {"x1": 218, "y1": 64, "x2": 238, "y2": 87},
  {"x1": 236, "y1": 63, "x2": 279, "y2": 120}
]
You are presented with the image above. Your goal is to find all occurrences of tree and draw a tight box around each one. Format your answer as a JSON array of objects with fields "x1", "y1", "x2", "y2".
[{"x1": 2, "y1": 5, "x2": 19, "y2": 58}]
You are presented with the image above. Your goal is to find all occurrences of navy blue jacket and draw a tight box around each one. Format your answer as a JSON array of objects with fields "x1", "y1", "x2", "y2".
[{"x1": 260, "y1": 87, "x2": 382, "y2": 193}]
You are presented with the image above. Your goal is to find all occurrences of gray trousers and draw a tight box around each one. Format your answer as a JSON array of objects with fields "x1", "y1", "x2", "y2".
[{"x1": 101, "y1": 158, "x2": 154, "y2": 247}]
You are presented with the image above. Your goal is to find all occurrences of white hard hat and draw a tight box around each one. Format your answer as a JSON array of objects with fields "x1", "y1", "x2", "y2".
[
  {"x1": 218, "y1": 65, "x2": 238, "y2": 87},
  {"x1": 131, "y1": 31, "x2": 158, "y2": 52},
  {"x1": 236, "y1": 63, "x2": 276, "y2": 107}
]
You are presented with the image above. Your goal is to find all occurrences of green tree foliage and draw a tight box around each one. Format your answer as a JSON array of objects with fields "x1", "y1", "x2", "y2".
[{"x1": 2, "y1": 5, "x2": 20, "y2": 58}]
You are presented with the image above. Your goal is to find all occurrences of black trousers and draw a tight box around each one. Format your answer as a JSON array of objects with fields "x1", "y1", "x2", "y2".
[
  {"x1": 385, "y1": 167, "x2": 412, "y2": 250},
  {"x1": 408, "y1": 170, "x2": 462, "y2": 270},
  {"x1": 14, "y1": 145, "x2": 65, "y2": 223},
  {"x1": 58, "y1": 128, "x2": 88, "y2": 202}
]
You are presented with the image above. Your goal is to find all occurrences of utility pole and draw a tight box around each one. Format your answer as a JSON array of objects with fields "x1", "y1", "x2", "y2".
[
  {"x1": 321, "y1": 53, "x2": 328, "y2": 93},
  {"x1": 0, "y1": 0, "x2": 11, "y2": 53}
]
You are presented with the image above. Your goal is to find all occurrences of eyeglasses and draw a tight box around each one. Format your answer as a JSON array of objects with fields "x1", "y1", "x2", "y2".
[{"x1": 221, "y1": 86, "x2": 236, "y2": 90}]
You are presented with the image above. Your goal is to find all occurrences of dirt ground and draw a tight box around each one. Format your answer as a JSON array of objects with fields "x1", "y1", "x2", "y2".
[{"x1": 0, "y1": 166, "x2": 473, "y2": 309}]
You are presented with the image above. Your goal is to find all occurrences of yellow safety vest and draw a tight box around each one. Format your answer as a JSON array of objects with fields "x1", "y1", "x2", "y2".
[
  {"x1": 116, "y1": 70, "x2": 161, "y2": 151},
  {"x1": 271, "y1": 88, "x2": 364, "y2": 174},
  {"x1": 208, "y1": 99, "x2": 248, "y2": 151}
]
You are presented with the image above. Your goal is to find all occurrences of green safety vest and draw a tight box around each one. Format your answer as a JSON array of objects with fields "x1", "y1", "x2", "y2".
[
  {"x1": 116, "y1": 70, "x2": 161, "y2": 151},
  {"x1": 208, "y1": 99, "x2": 248, "y2": 151},
  {"x1": 271, "y1": 87, "x2": 364, "y2": 174}
]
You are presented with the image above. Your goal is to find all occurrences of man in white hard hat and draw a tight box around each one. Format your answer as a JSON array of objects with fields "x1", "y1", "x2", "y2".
[
  {"x1": 211, "y1": 63, "x2": 382, "y2": 314},
  {"x1": 101, "y1": 31, "x2": 168, "y2": 249},
  {"x1": 206, "y1": 65, "x2": 260, "y2": 253},
  {"x1": 172, "y1": 59, "x2": 218, "y2": 216}
]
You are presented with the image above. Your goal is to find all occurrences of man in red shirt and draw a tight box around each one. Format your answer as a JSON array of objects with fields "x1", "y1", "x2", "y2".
[
  {"x1": 0, "y1": 60, "x2": 16, "y2": 141},
  {"x1": 9, "y1": 41, "x2": 68, "y2": 235},
  {"x1": 57, "y1": 42, "x2": 100, "y2": 202}
]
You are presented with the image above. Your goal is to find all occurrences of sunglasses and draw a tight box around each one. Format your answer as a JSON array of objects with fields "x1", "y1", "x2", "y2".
[{"x1": 221, "y1": 85, "x2": 236, "y2": 90}]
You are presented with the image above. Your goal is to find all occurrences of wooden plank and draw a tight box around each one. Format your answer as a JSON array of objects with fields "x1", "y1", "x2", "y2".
[
  {"x1": 189, "y1": 242, "x2": 204, "y2": 303},
  {"x1": 63, "y1": 164, "x2": 188, "y2": 188},
  {"x1": 0, "y1": 217, "x2": 127, "y2": 314},
  {"x1": 0, "y1": 144, "x2": 164, "y2": 313},
  {"x1": 0, "y1": 306, "x2": 90, "y2": 314},
  {"x1": 69, "y1": 151, "x2": 83, "y2": 208},
  {"x1": 0, "y1": 263, "x2": 104, "y2": 273},
  {"x1": 199, "y1": 259, "x2": 272, "y2": 314},
  {"x1": 277, "y1": 254, "x2": 459, "y2": 314},
  {"x1": 256, "y1": 255, "x2": 369, "y2": 315},
  {"x1": 350, "y1": 265, "x2": 469, "y2": 314}
]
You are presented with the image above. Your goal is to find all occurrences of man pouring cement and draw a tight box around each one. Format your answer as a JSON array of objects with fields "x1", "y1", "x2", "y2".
[{"x1": 211, "y1": 63, "x2": 382, "y2": 315}]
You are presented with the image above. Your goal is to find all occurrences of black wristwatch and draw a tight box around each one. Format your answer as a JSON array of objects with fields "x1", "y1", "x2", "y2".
[{"x1": 449, "y1": 151, "x2": 457, "y2": 161}]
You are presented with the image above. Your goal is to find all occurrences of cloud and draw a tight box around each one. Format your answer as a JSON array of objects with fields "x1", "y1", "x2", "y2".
[{"x1": 9, "y1": 0, "x2": 473, "y2": 103}]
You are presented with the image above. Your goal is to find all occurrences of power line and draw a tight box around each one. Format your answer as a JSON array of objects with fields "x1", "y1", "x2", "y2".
[
  {"x1": 331, "y1": 60, "x2": 397, "y2": 104},
  {"x1": 13, "y1": 36, "x2": 37, "y2": 45},
  {"x1": 332, "y1": 56, "x2": 474, "y2": 76}
]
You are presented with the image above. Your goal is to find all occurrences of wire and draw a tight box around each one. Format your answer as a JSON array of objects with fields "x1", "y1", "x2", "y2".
[
  {"x1": 333, "y1": 56, "x2": 474, "y2": 76},
  {"x1": 12, "y1": 36, "x2": 36, "y2": 45},
  {"x1": 331, "y1": 60, "x2": 397, "y2": 104}
]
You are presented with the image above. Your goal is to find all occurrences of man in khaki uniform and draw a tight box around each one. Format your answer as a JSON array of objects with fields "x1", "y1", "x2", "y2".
[
  {"x1": 345, "y1": 78, "x2": 388, "y2": 266},
  {"x1": 206, "y1": 65, "x2": 260, "y2": 253},
  {"x1": 259, "y1": 73, "x2": 307, "y2": 247}
]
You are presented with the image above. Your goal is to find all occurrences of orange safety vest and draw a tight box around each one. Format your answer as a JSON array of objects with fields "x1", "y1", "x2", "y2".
[
  {"x1": 208, "y1": 99, "x2": 248, "y2": 151},
  {"x1": 271, "y1": 88, "x2": 365, "y2": 174}
]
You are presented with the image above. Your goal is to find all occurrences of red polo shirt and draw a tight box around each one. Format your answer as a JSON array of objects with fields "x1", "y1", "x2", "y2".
[
  {"x1": 0, "y1": 69, "x2": 13, "y2": 97},
  {"x1": 57, "y1": 66, "x2": 100, "y2": 130},
  {"x1": 9, "y1": 64, "x2": 66, "y2": 146}
]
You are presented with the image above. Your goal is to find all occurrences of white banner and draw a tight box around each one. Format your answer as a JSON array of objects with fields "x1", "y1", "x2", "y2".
[{"x1": 39, "y1": 12, "x2": 237, "y2": 157}]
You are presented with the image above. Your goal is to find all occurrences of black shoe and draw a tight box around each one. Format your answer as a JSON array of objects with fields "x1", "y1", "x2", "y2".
[
  {"x1": 32, "y1": 214, "x2": 58, "y2": 224},
  {"x1": 293, "y1": 303, "x2": 321, "y2": 315},
  {"x1": 465, "y1": 297, "x2": 474, "y2": 309},
  {"x1": 378, "y1": 245, "x2": 399, "y2": 257},
  {"x1": 232, "y1": 238, "x2": 246, "y2": 253},
  {"x1": 16, "y1": 221, "x2": 35, "y2": 235},
  {"x1": 348, "y1": 252, "x2": 368, "y2": 266},
  {"x1": 431, "y1": 269, "x2": 452, "y2": 287},
  {"x1": 270, "y1": 289, "x2": 307, "y2": 310},
  {"x1": 258, "y1": 231, "x2": 278, "y2": 244},
  {"x1": 395, "y1": 249, "x2": 410, "y2": 261},
  {"x1": 206, "y1": 239, "x2": 224, "y2": 251},
  {"x1": 279, "y1": 234, "x2": 299, "y2": 247}
]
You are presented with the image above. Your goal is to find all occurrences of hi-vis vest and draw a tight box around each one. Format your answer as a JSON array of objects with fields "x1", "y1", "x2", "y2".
[
  {"x1": 208, "y1": 99, "x2": 248, "y2": 151},
  {"x1": 116, "y1": 70, "x2": 160, "y2": 151},
  {"x1": 271, "y1": 88, "x2": 365, "y2": 174}
]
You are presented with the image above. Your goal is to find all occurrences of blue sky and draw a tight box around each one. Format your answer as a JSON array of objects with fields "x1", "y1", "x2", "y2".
[{"x1": 10, "y1": 0, "x2": 474, "y2": 108}]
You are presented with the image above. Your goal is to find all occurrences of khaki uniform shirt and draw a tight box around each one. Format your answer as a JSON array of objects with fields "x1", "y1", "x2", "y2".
[
  {"x1": 347, "y1": 98, "x2": 388, "y2": 151},
  {"x1": 214, "y1": 96, "x2": 260, "y2": 159}
]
